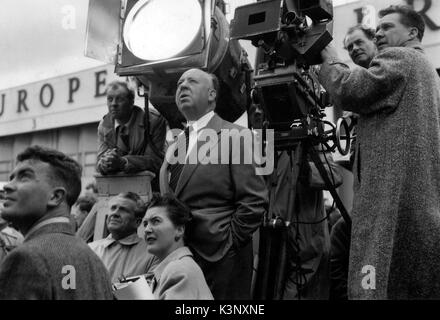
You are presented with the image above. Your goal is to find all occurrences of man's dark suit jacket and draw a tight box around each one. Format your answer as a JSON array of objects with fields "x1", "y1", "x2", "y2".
[
  {"x1": 0, "y1": 222, "x2": 113, "y2": 299},
  {"x1": 97, "y1": 105, "x2": 167, "y2": 176},
  {"x1": 161, "y1": 113, "x2": 268, "y2": 262}
]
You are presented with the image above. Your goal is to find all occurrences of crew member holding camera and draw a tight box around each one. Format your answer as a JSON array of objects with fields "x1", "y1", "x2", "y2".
[
  {"x1": 319, "y1": 6, "x2": 440, "y2": 299},
  {"x1": 329, "y1": 24, "x2": 378, "y2": 301}
]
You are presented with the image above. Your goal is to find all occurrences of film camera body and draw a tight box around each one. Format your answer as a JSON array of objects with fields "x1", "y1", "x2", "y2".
[
  {"x1": 231, "y1": 0, "x2": 349, "y2": 154},
  {"x1": 230, "y1": 0, "x2": 352, "y2": 299},
  {"x1": 231, "y1": 0, "x2": 351, "y2": 228}
]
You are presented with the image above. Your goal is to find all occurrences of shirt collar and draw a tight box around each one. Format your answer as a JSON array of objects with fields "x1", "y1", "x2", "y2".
[
  {"x1": 113, "y1": 107, "x2": 138, "y2": 130},
  {"x1": 187, "y1": 110, "x2": 214, "y2": 133},
  {"x1": 114, "y1": 119, "x2": 126, "y2": 130},
  {"x1": 103, "y1": 232, "x2": 142, "y2": 248}
]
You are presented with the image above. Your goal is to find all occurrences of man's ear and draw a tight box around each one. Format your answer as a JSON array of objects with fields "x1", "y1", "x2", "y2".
[
  {"x1": 48, "y1": 187, "x2": 67, "y2": 207},
  {"x1": 408, "y1": 27, "x2": 419, "y2": 40},
  {"x1": 208, "y1": 89, "x2": 217, "y2": 103}
]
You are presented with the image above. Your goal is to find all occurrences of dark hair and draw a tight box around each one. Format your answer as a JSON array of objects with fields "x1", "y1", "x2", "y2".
[
  {"x1": 106, "y1": 80, "x2": 135, "y2": 102},
  {"x1": 147, "y1": 193, "x2": 192, "y2": 239},
  {"x1": 379, "y1": 5, "x2": 425, "y2": 41},
  {"x1": 17, "y1": 145, "x2": 82, "y2": 207},
  {"x1": 343, "y1": 24, "x2": 376, "y2": 48},
  {"x1": 75, "y1": 195, "x2": 97, "y2": 213},
  {"x1": 118, "y1": 192, "x2": 146, "y2": 220}
]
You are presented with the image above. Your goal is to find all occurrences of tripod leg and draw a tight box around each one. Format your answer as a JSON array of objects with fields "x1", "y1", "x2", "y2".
[
  {"x1": 273, "y1": 146, "x2": 302, "y2": 299},
  {"x1": 307, "y1": 145, "x2": 352, "y2": 229}
]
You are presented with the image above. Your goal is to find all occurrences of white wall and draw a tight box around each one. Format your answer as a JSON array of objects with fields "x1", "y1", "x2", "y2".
[{"x1": 332, "y1": 0, "x2": 440, "y2": 68}]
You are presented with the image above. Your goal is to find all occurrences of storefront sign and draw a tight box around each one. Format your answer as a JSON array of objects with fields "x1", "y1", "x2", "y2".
[
  {"x1": 0, "y1": 65, "x2": 122, "y2": 137},
  {"x1": 332, "y1": 0, "x2": 440, "y2": 68},
  {"x1": 405, "y1": 0, "x2": 440, "y2": 30},
  {"x1": 354, "y1": 0, "x2": 440, "y2": 30}
]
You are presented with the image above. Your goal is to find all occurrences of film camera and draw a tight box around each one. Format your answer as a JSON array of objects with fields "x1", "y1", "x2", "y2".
[
  {"x1": 230, "y1": 0, "x2": 352, "y2": 299},
  {"x1": 230, "y1": 0, "x2": 351, "y2": 228},
  {"x1": 231, "y1": 0, "x2": 350, "y2": 154}
]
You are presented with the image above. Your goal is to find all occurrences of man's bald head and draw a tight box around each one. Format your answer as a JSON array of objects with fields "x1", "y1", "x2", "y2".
[{"x1": 175, "y1": 69, "x2": 218, "y2": 121}]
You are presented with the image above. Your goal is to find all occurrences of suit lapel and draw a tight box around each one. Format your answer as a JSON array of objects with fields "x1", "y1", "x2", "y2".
[{"x1": 175, "y1": 114, "x2": 224, "y2": 197}]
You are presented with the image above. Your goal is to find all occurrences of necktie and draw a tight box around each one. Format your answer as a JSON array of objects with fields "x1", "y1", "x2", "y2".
[
  {"x1": 115, "y1": 125, "x2": 130, "y2": 150},
  {"x1": 169, "y1": 127, "x2": 190, "y2": 192},
  {"x1": 119, "y1": 126, "x2": 130, "y2": 149}
]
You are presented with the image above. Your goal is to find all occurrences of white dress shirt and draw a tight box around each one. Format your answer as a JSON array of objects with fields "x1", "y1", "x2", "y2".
[{"x1": 186, "y1": 110, "x2": 215, "y2": 160}]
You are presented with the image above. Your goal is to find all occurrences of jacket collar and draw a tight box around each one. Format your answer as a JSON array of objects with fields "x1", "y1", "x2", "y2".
[
  {"x1": 24, "y1": 216, "x2": 74, "y2": 242},
  {"x1": 101, "y1": 232, "x2": 142, "y2": 248},
  {"x1": 381, "y1": 40, "x2": 424, "y2": 54},
  {"x1": 152, "y1": 246, "x2": 193, "y2": 282},
  {"x1": 202, "y1": 112, "x2": 225, "y2": 133},
  {"x1": 402, "y1": 40, "x2": 424, "y2": 53}
]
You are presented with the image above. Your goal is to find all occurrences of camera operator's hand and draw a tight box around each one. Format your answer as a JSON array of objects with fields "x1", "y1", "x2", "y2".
[
  {"x1": 343, "y1": 111, "x2": 359, "y2": 130},
  {"x1": 320, "y1": 42, "x2": 340, "y2": 62}
]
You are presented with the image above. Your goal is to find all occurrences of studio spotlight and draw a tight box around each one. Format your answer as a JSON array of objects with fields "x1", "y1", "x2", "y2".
[
  {"x1": 123, "y1": 0, "x2": 203, "y2": 61},
  {"x1": 85, "y1": 0, "x2": 250, "y2": 129}
]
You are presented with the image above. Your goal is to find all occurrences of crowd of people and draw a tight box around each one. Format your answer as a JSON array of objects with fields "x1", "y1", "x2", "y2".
[{"x1": 0, "y1": 5, "x2": 439, "y2": 300}]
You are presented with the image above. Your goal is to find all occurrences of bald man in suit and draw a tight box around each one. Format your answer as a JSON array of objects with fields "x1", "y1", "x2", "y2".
[{"x1": 160, "y1": 68, "x2": 268, "y2": 299}]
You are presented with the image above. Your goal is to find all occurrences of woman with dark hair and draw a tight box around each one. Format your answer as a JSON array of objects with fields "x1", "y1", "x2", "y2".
[{"x1": 143, "y1": 193, "x2": 213, "y2": 299}]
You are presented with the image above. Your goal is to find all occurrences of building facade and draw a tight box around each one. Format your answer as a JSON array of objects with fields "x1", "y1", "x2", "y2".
[
  {"x1": 333, "y1": 0, "x2": 440, "y2": 71},
  {"x1": 0, "y1": 65, "x2": 124, "y2": 186}
]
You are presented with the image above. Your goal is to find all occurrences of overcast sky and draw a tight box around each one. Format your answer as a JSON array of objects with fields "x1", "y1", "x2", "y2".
[
  {"x1": 0, "y1": 0, "x2": 103, "y2": 89},
  {"x1": 0, "y1": 0, "x2": 260, "y2": 90}
]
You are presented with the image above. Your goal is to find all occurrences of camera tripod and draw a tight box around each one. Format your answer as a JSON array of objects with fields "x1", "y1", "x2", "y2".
[{"x1": 253, "y1": 119, "x2": 352, "y2": 300}]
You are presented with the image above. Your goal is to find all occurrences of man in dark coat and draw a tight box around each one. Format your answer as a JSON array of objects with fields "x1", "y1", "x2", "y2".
[
  {"x1": 160, "y1": 68, "x2": 268, "y2": 299},
  {"x1": 0, "y1": 146, "x2": 113, "y2": 299},
  {"x1": 319, "y1": 6, "x2": 440, "y2": 299},
  {"x1": 97, "y1": 81, "x2": 167, "y2": 183}
]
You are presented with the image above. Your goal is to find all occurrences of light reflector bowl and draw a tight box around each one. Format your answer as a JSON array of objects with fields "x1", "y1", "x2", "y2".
[{"x1": 123, "y1": 0, "x2": 203, "y2": 61}]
